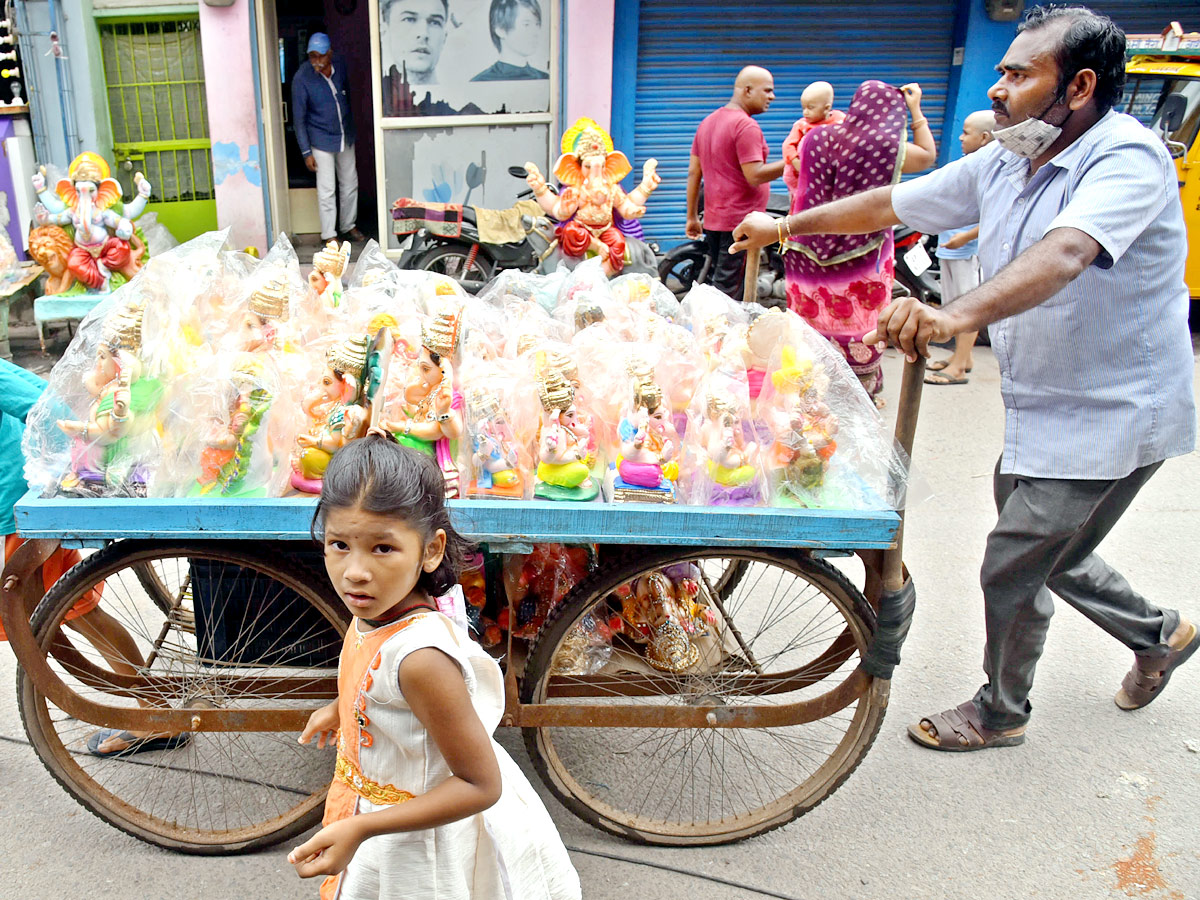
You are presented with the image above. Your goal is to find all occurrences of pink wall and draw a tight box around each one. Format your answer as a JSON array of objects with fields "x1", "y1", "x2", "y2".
[
  {"x1": 199, "y1": 0, "x2": 269, "y2": 252},
  {"x1": 565, "y1": 0, "x2": 615, "y2": 132}
]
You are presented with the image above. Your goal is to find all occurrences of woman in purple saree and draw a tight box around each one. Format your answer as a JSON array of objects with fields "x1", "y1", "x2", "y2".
[{"x1": 783, "y1": 80, "x2": 935, "y2": 404}]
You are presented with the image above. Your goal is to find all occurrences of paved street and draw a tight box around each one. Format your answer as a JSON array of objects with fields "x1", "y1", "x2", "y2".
[{"x1": 3, "y1": 340, "x2": 1198, "y2": 900}]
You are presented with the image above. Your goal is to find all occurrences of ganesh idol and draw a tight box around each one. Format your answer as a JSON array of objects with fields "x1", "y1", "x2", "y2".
[
  {"x1": 524, "y1": 117, "x2": 660, "y2": 277},
  {"x1": 32, "y1": 152, "x2": 152, "y2": 293},
  {"x1": 382, "y1": 303, "x2": 465, "y2": 499},
  {"x1": 55, "y1": 301, "x2": 163, "y2": 497}
]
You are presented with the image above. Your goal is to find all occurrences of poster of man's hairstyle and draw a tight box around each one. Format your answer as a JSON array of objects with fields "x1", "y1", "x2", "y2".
[{"x1": 381, "y1": 0, "x2": 551, "y2": 117}]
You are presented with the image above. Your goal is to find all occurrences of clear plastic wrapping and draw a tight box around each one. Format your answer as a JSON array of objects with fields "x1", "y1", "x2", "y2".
[
  {"x1": 20, "y1": 233, "x2": 911, "y2": 511},
  {"x1": 753, "y1": 309, "x2": 910, "y2": 509}
]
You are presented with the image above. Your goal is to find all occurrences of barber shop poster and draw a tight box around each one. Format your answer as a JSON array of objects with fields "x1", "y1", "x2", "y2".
[{"x1": 380, "y1": 0, "x2": 552, "y2": 117}]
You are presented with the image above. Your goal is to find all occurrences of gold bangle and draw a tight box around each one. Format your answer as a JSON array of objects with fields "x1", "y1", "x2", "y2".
[
  {"x1": 776, "y1": 218, "x2": 784, "y2": 247},
  {"x1": 911, "y1": 118, "x2": 928, "y2": 130},
  {"x1": 784, "y1": 217, "x2": 793, "y2": 240}
]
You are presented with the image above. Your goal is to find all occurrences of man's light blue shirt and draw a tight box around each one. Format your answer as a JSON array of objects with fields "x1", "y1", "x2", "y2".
[{"x1": 893, "y1": 110, "x2": 1195, "y2": 480}]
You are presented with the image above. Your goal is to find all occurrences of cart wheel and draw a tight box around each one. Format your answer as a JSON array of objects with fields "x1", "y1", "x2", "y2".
[
  {"x1": 522, "y1": 547, "x2": 886, "y2": 846},
  {"x1": 17, "y1": 540, "x2": 347, "y2": 854}
]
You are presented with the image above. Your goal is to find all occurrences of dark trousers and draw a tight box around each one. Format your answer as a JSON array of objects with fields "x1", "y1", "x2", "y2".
[
  {"x1": 974, "y1": 459, "x2": 1179, "y2": 729},
  {"x1": 704, "y1": 229, "x2": 746, "y2": 302}
]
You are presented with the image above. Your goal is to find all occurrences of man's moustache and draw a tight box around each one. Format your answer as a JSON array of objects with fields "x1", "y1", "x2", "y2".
[{"x1": 992, "y1": 103, "x2": 1007, "y2": 115}]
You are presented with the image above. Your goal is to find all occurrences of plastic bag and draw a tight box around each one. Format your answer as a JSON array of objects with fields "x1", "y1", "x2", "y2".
[
  {"x1": 681, "y1": 360, "x2": 766, "y2": 506},
  {"x1": 753, "y1": 309, "x2": 910, "y2": 509},
  {"x1": 22, "y1": 289, "x2": 165, "y2": 497},
  {"x1": 136, "y1": 211, "x2": 179, "y2": 257}
]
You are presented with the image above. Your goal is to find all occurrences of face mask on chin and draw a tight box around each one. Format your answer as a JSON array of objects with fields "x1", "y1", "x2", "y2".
[{"x1": 992, "y1": 94, "x2": 1072, "y2": 159}]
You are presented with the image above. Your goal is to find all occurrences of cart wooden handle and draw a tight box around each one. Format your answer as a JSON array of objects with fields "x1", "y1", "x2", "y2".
[
  {"x1": 882, "y1": 355, "x2": 927, "y2": 591},
  {"x1": 742, "y1": 246, "x2": 761, "y2": 303}
]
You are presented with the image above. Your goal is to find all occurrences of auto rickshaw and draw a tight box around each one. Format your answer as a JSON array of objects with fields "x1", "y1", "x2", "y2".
[{"x1": 1123, "y1": 27, "x2": 1200, "y2": 321}]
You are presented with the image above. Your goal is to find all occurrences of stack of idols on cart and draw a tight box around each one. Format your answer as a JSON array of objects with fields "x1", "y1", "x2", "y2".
[{"x1": 21, "y1": 231, "x2": 910, "y2": 513}]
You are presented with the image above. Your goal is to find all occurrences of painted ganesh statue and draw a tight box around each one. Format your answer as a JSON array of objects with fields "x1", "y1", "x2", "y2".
[
  {"x1": 524, "y1": 117, "x2": 660, "y2": 277},
  {"x1": 31, "y1": 151, "x2": 152, "y2": 294}
]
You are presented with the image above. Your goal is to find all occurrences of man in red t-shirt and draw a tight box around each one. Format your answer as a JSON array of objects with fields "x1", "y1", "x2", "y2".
[{"x1": 687, "y1": 66, "x2": 785, "y2": 301}]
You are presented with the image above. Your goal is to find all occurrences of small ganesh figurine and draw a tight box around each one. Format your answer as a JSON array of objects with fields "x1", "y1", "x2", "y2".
[
  {"x1": 613, "y1": 366, "x2": 678, "y2": 502},
  {"x1": 697, "y1": 392, "x2": 762, "y2": 506},
  {"x1": 32, "y1": 152, "x2": 152, "y2": 293},
  {"x1": 767, "y1": 346, "x2": 840, "y2": 494},
  {"x1": 534, "y1": 367, "x2": 599, "y2": 502},
  {"x1": 524, "y1": 117, "x2": 660, "y2": 276},
  {"x1": 290, "y1": 335, "x2": 370, "y2": 493},
  {"x1": 237, "y1": 278, "x2": 289, "y2": 353},
  {"x1": 465, "y1": 388, "x2": 523, "y2": 500},
  {"x1": 309, "y1": 240, "x2": 351, "y2": 307},
  {"x1": 384, "y1": 303, "x2": 465, "y2": 498},
  {"x1": 194, "y1": 355, "x2": 275, "y2": 498},
  {"x1": 55, "y1": 301, "x2": 162, "y2": 496}
]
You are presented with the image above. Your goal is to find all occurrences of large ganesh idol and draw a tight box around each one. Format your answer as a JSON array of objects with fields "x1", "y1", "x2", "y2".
[
  {"x1": 524, "y1": 117, "x2": 660, "y2": 277},
  {"x1": 32, "y1": 152, "x2": 153, "y2": 295}
]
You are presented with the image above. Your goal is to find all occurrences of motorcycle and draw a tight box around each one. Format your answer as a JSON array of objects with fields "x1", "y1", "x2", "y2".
[
  {"x1": 659, "y1": 192, "x2": 944, "y2": 310},
  {"x1": 397, "y1": 166, "x2": 659, "y2": 293},
  {"x1": 892, "y1": 224, "x2": 942, "y2": 306},
  {"x1": 657, "y1": 190, "x2": 790, "y2": 305}
]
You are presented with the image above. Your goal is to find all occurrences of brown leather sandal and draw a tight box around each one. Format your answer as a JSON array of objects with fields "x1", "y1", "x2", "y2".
[
  {"x1": 1114, "y1": 620, "x2": 1198, "y2": 711},
  {"x1": 907, "y1": 700, "x2": 1026, "y2": 752}
]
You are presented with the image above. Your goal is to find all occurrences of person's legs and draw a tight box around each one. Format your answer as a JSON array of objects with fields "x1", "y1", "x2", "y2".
[
  {"x1": 335, "y1": 144, "x2": 359, "y2": 236},
  {"x1": 926, "y1": 257, "x2": 979, "y2": 382},
  {"x1": 975, "y1": 460, "x2": 1177, "y2": 730},
  {"x1": 705, "y1": 230, "x2": 745, "y2": 302},
  {"x1": 311, "y1": 147, "x2": 338, "y2": 241}
]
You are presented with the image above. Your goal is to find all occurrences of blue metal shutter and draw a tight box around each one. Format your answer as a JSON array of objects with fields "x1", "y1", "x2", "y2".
[
  {"x1": 630, "y1": 0, "x2": 956, "y2": 243},
  {"x1": 1087, "y1": 3, "x2": 1200, "y2": 34}
]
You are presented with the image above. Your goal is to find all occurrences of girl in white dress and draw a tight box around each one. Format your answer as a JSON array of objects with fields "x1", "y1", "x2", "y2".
[{"x1": 288, "y1": 435, "x2": 581, "y2": 900}]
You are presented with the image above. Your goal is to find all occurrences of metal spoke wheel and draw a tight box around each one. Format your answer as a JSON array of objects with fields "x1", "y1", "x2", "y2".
[
  {"x1": 17, "y1": 541, "x2": 347, "y2": 854},
  {"x1": 521, "y1": 547, "x2": 886, "y2": 845}
]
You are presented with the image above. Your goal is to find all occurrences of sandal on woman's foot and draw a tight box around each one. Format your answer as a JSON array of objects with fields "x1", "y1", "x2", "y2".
[
  {"x1": 924, "y1": 371, "x2": 969, "y2": 386},
  {"x1": 907, "y1": 700, "x2": 1026, "y2": 752},
  {"x1": 1114, "y1": 619, "x2": 1198, "y2": 710},
  {"x1": 926, "y1": 359, "x2": 972, "y2": 373}
]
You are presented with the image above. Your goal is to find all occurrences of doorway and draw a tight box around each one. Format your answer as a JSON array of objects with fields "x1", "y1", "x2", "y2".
[{"x1": 257, "y1": 0, "x2": 377, "y2": 246}]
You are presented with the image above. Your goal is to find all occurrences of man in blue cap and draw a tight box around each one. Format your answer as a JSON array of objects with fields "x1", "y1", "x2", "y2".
[{"x1": 292, "y1": 32, "x2": 365, "y2": 244}]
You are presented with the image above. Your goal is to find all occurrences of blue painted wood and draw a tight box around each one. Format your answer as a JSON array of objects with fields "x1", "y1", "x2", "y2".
[{"x1": 14, "y1": 490, "x2": 899, "y2": 550}]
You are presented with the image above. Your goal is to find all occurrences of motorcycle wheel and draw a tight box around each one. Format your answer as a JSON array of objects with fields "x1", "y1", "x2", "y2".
[
  {"x1": 658, "y1": 248, "x2": 709, "y2": 300},
  {"x1": 413, "y1": 244, "x2": 495, "y2": 294}
]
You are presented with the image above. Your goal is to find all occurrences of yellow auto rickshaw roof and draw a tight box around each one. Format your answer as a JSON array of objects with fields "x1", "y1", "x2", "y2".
[{"x1": 1127, "y1": 56, "x2": 1200, "y2": 77}]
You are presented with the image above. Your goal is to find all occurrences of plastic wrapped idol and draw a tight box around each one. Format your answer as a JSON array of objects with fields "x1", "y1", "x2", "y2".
[
  {"x1": 383, "y1": 300, "x2": 464, "y2": 498},
  {"x1": 309, "y1": 239, "x2": 351, "y2": 307},
  {"x1": 684, "y1": 364, "x2": 765, "y2": 506},
  {"x1": 532, "y1": 366, "x2": 599, "y2": 502},
  {"x1": 501, "y1": 544, "x2": 592, "y2": 639},
  {"x1": 677, "y1": 284, "x2": 752, "y2": 372},
  {"x1": 757, "y1": 311, "x2": 909, "y2": 509},
  {"x1": 24, "y1": 296, "x2": 165, "y2": 498},
  {"x1": 155, "y1": 351, "x2": 288, "y2": 498},
  {"x1": 461, "y1": 385, "x2": 526, "y2": 500},
  {"x1": 289, "y1": 334, "x2": 371, "y2": 494},
  {"x1": 608, "y1": 358, "x2": 679, "y2": 503},
  {"x1": 605, "y1": 271, "x2": 679, "y2": 340}
]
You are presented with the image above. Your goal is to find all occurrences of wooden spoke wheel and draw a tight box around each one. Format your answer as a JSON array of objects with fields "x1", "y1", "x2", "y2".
[
  {"x1": 521, "y1": 548, "x2": 886, "y2": 846},
  {"x1": 17, "y1": 541, "x2": 347, "y2": 854}
]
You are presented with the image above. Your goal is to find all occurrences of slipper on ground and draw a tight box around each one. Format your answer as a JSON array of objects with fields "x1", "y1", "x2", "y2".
[{"x1": 86, "y1": 728, "x2": 191, "y2": 758}]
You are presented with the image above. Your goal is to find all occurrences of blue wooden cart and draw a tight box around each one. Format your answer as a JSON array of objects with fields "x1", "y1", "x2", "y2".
[{"x1": 1, "y1": 362, "x2": 924, "y2": 854}]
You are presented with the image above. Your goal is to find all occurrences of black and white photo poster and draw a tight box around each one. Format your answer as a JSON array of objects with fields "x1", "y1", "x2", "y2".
[{"x1": 380, "y1": 0, "x2": 552, "y2": 117}]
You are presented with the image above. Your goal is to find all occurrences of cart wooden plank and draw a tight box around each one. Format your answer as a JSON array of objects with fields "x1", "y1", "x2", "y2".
[{"x1": 14, "y1": 490, "x2": 899, "y2": 550}]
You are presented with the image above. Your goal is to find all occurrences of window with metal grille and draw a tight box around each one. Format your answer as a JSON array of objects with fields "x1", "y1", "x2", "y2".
[{"x1": 100, "y1": 18, "x2": 215, "y2": 203}]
